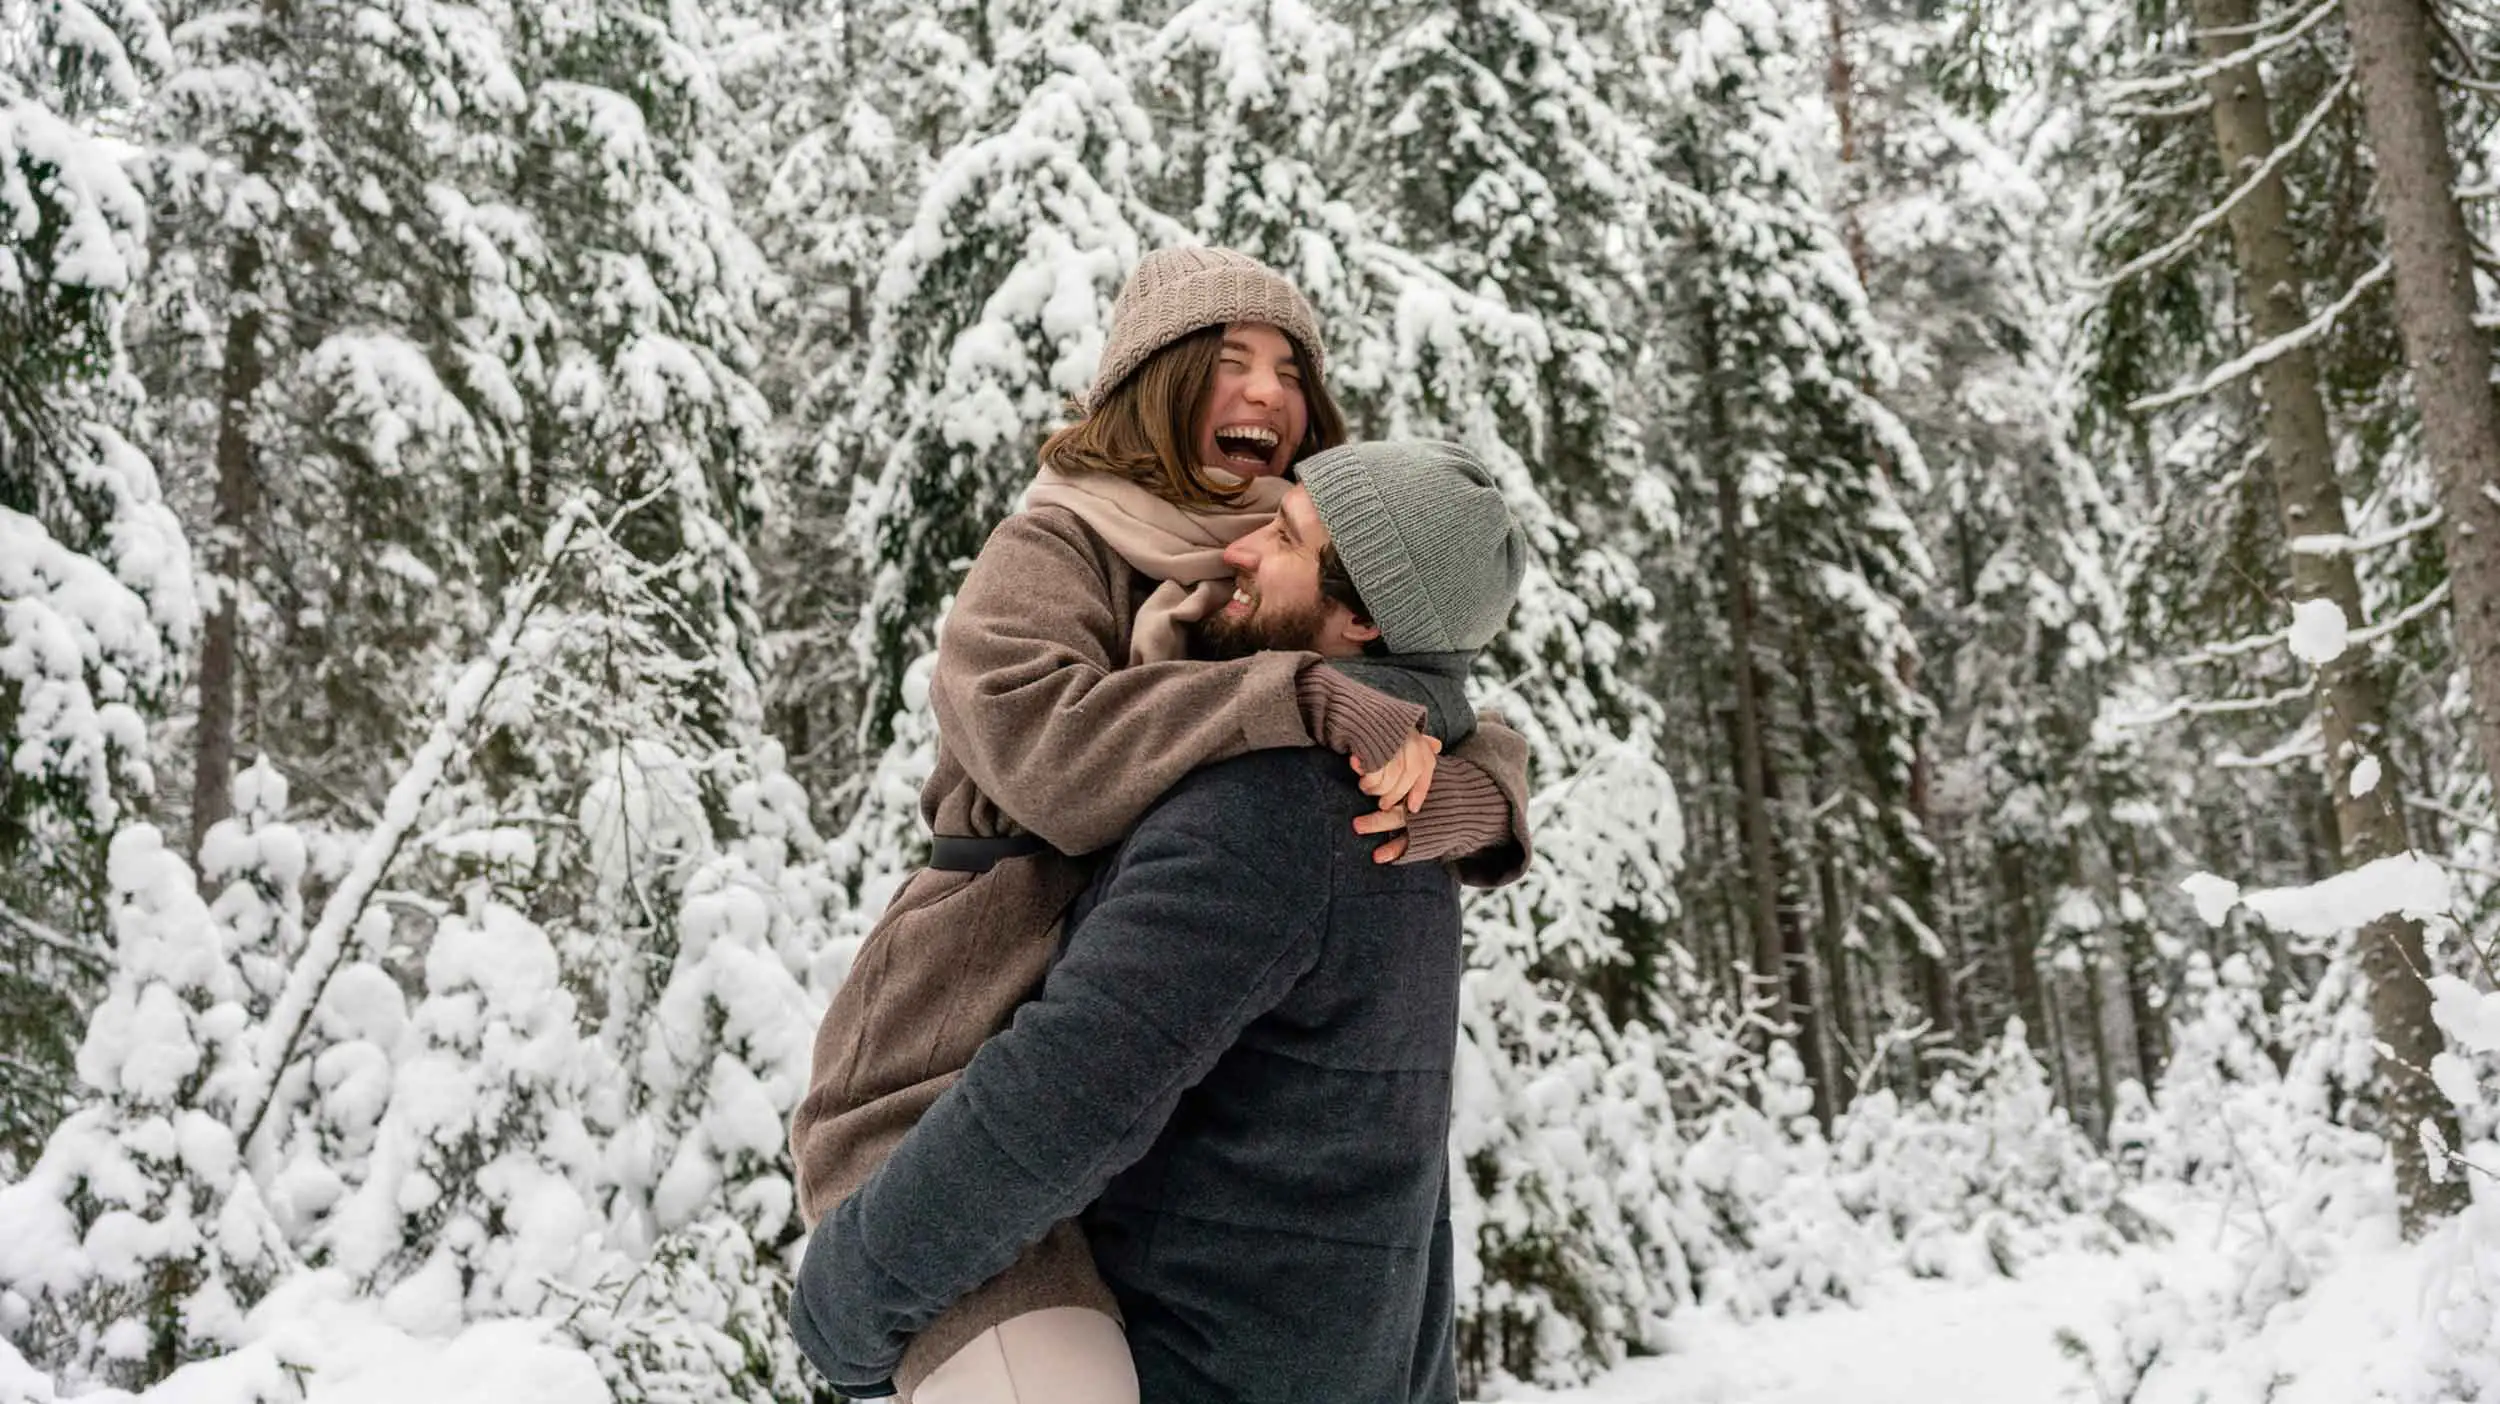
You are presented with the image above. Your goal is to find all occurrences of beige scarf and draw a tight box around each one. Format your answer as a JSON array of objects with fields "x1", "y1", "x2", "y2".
[{"x1": 1022, "y1": 465, "x2": 1289, "y2": 663}]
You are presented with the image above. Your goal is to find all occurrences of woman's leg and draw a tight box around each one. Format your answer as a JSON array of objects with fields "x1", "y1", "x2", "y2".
[{"x1": 910, "y1": 1307, "x2": 1138, "y2": 1404}]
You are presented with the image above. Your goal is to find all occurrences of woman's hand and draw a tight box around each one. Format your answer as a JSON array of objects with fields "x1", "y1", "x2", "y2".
[
  {"x1": 1353, "y1": 806, "x2": 1411, "y2": 864},
  {"x1": 1352, "y1": 731, "x2": 1440, "y2": 813}
]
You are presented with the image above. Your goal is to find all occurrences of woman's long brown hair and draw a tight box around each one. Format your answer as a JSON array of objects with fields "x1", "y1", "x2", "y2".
[{"x1": 1041, "y1": 324, "x2": 1349, "y2": 510}]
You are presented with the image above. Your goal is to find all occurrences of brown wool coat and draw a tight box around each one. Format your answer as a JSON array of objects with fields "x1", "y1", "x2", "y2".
[{"x1": 790, "y1": 505, "x2": 1532, "y2": 1396}]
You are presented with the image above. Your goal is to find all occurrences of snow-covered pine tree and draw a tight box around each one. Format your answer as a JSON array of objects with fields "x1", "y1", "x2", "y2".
[
  {"x1": 2074, "y1": 0, "x2": 2465, "y2": 1230},
  {"x1": 1130, "y1": 0, "x2": 1351, "y2": 328},
  {"x1": 829, "y1": 0, "x2": 1155, "y2": 912},
  {"x1": 2, "y1": 0, "x2": 195, "y2": 1172},
  {"x1": 131, "y1": 0, "x2": 546, "y2": 841},
  {"x1": 732, "y1": 0, "x2": 956, "y2": 817},
  {"x1": 1266, "y1": 1, "x2": 1719, "y2": 1385},
  {"x1": 351, "y1": 0, "x2": 796, "y2": 1322},
  {"x1": 558, "y1": 744, "x2": 823, "y2": 1404},
  {"x1": 1645, "y1": 0, "x2": 1938, "y2": 1123},
  {"x1": 0, "y1": 820, "x2": 292, "y2": 1389},
  {"x1": 2038, "y1": 0, "x2": 2324, "y2": 1100},
  {"x1": 1828, "y1": 0, "x2": 2154, "y2": 1115}
]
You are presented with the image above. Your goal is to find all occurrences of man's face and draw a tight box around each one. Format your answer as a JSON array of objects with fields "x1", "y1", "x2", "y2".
[
  {"x1": 1192, "y1": 322, "x2": 1308, "y2": 479},
  {"x1": 1199, "y1": 485, "x2": 1377, "y2": 659}
]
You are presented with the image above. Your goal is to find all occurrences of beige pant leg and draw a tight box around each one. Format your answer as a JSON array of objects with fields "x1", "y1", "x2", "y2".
[{"x1": 910, "y1": 1307, "x2": 1139, "y2": 1404}]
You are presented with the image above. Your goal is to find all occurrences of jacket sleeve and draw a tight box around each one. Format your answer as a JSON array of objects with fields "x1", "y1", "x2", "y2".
[
  {"x1": 931, "y1": 510, "x2": 1423, "y2": 856},
  {"x1": 1400, "y1": 713, "x2": 1533, "y2": 887},
  {"x1": 788, "y1": 754, "x2": 1333, "y2": 1390}
]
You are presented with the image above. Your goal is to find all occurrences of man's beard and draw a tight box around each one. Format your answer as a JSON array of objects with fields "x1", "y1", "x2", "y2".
[{"x1": 1196, "y1": 594, "x2": 1326, "y2": 659}]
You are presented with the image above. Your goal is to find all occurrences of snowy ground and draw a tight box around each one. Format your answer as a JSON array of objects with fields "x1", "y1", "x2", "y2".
[
  {"x1": 15, "y1": 1188, "x2": 2486, "y2": 1404},
  {"x1": 1489, "y1": 1244, "x2": 2154, "y2": 1404}
]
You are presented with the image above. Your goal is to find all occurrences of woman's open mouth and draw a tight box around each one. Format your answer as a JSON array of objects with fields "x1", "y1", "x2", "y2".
[{"x1": 1213, "y1": 424, "x2": 1280, "y2": 469}]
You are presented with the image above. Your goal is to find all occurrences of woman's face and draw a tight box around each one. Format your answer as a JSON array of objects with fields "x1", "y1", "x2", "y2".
[{"x1": 1193, "y1": 322, "x2": 1309, "y2": 479}]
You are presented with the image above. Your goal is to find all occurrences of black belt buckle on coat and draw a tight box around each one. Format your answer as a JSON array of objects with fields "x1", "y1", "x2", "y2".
[{"x1": 928, "y1": 833, "x2": 1052, "y2": 873}]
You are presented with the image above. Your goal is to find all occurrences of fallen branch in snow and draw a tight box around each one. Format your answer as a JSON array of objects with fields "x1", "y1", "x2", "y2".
[
  {"x1": 233, "y1": 502, "x2": 594, "y2": 1151},
  {"x1": 2129, "y1": 257, "x2": 2393, "y2": 413}
]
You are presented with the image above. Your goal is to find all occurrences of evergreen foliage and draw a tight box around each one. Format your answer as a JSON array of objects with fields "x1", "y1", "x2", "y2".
[
  {"x1": 2, "y1": 0, "x2": 195, "y2": 1174},
  {"x1": 13, "y1": 0, "x2": 2500, "y2": 1397}
]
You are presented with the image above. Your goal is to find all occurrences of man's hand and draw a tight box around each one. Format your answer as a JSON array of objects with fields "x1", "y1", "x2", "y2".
[
  {"x1": 1352, "y1": 805, "x2": 1410, "y2": 863},
  {"x1": 1352, "y1": 731, "x2": 1440, "y2": 814},
  {"x1": 789, "y1": 1211, "x2": 908, "y2": 1398}
]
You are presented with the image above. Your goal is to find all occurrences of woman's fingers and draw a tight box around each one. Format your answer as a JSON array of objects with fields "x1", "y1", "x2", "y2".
[
  {"x1": 1405, "y1": 738, "x2": 1441, "y2": 813},
  {"x1": 1363, "y1": 732, "x2": 1440, "y2": 807},
  {"x1": 1355, "y1": 805, "x2": 1408, "y2": 862}
]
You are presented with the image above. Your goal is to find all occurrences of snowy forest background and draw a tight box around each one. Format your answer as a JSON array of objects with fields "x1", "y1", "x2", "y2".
[{"x1": 11, "y1": 0, "x2": 2500, "y2": 1398}]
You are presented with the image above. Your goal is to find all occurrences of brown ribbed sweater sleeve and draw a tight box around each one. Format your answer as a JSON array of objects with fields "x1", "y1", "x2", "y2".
[
  {"x1": 1294, "y1": 664, "x2": 1429, "y2": 773},
  {"x1": 1404, "y1": 713, "x2": 1532, "y2": 888},
  {"x1": 930, "y1": 509, "x2": 1320, "y2": 857}
]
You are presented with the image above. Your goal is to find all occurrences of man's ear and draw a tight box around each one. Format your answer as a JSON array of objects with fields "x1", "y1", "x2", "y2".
[{"x1": 1324, "y1": 606, "x2": 1381, "y2": 651}]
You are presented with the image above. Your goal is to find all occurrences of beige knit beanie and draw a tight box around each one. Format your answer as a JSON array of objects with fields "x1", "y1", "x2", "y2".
[{"x1": 1079, "y1": 247, "x2": 1326, "y2": 416}]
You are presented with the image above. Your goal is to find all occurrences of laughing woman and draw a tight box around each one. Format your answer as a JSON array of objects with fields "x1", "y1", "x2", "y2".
[{"x1": 788, "y1": 247, "x2": 1531, "y2": 1402}]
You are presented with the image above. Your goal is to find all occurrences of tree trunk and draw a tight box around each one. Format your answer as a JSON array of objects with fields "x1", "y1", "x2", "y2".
[
  {"x1": 1702, "y1": 712, "x2": 1746, "y2": 1001},
  {"x1": 2115, "y1": 832, "x2": 2168, "y2": 1086},
  {"x1": 2194, "y1": 0, "x2": 2469, "y2": 1234},
  {"x1": 2039, "y1": 959, "x2": 2080, "y2": 1121},
  {"x1": 1827, "y1": 0, "x2": 1958, "y2": 1072},
  {"x1": 2345, "y1": 0, "x2": 2500, "y2": 810},
  {"x1": 1705, "y1": 299, "x2": 1790, "y2": 1029},
  {"x1": 2084, "y1": 944, "x2": 2116, "y2": 1142},
  {"x1": 1798, "y1": 631, "x2": 1862, "y2": 1113},
  {"x1": 1757, "y1": 747, "x2": 1829, "y2": 1126},
  {"x1": 1996, "y1": 846, "x2": 2050, "y2": 1053},
  {"x1": 1824, "y1": 0, "x2": 1873, "y2": 286},
  {"x1": 192, "y1": 232, "x2": 266, "y2": 858},
  {"x1": 2064, "y1": 846, "x2": 2117, "y2": 1137},
  {"x1": 1930, "y1": 834, "x2": 1967, "y2": 1058}
]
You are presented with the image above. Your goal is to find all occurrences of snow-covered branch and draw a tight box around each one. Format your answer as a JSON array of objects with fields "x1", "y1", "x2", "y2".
[
  {"x1": 2181, "y1": 578, "x2": 2443, "y2": 677},
  {"x1": 2109, "y1": 92, "x2": 2214, "y2": 121},
  {"x1": 2346, "y1": 579, "x2": 2451, "y2": 648},
  {"x1": 0, "y1": 900, "x2": 103, "y2": 972},
  {"x1": 2186, "y1": 1, "x2": 2333, "y2": 42},
  {"x1": 2214, "y1": 720, "x2": 2322, "y2": 770},
  {"x1": 2288, "y1": 508, "x2": 2443, "y2": 557},
  {"x1": 2101, "y1": 0, "x2": 2339, "y2": 99},
  {"x1": 2089, "y1": 71, "x2": 2352, "y2": 293},
  {"x1": 2176, "y1": 625, "x2": 2291, "y2": 667},
  {"x1": 233, "y1": 503, "x2": 592, "y2": 1149},
  {"x1": 2128, "y1": 257, "x2": 2392, "y2": 413},
  {"x1": 2107, "y1": 683, "x2": 2314, "y2": 729}
]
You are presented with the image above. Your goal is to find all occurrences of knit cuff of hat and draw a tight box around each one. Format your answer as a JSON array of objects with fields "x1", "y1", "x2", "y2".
[
  {"x1": 1295, "y1": 663, "x2": 1427, "y2": 774},
  {"x1": 1302, "y1": 468, "x2": 1443, "y2": 655}
]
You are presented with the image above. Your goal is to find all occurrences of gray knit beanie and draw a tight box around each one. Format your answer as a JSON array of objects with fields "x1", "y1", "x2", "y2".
[
  {"x1": 1080, "y1": 247, "x2": 1325, "y2": 416},
  {"x1": 1298, "y1": 441, "x2": 1529, "y2": 655}
]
